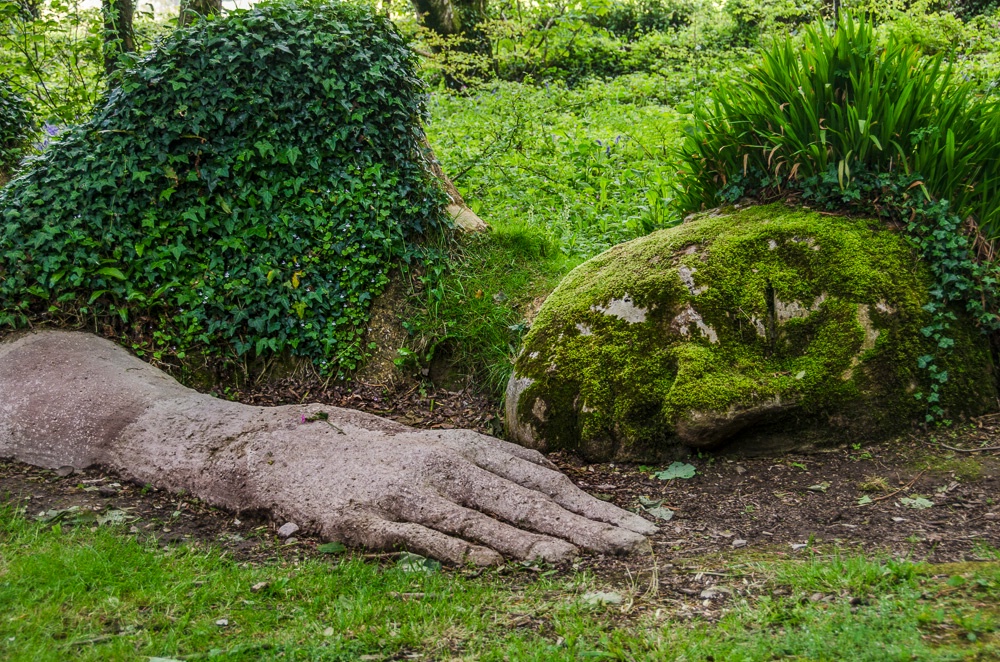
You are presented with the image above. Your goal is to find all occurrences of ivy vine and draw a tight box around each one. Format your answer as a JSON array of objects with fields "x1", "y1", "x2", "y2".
[{"x1": 0, "y1": 78, "x2": 32, "y2": 180}]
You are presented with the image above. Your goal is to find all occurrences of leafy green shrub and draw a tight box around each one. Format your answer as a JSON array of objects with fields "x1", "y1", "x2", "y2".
[
  {"x1": 677, "y1": 13, "x2": 1000, "y2": 236},
  {"x1": 724, "y1": 0, "x2": 821, "y2": 45},
  {"x1": 586, "y1": 0, "x2": 692, "y2": 39},
  {"x1": 676, "y1": 13, "x2": 1000, "y2": 420},
  {"x1": 0, "y1": 0, "x2": 445, "y2": 376},
  {"x1": 0, "y1": 0, "x2": 171, "y2": 125},
  {"x1": 0, "y1": 78, "x2": 32, "y2": 180}
]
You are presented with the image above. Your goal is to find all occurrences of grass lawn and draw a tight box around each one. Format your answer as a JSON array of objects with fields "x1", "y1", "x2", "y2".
[{"x1": 2, "y1": 505, "x2": 998, "y2": 661}]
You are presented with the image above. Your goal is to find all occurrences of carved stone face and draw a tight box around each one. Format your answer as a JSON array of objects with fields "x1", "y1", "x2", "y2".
[{"x1": 505, "y1": 205, "x2": 995, "y2": 462}]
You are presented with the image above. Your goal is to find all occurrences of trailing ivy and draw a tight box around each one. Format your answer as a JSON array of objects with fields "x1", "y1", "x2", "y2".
[
  {"x1": 676, "y1": 14, "x2": 1000, "y2": 421},
  {"x1": 0, "y1": 0, "x2": 446, "y2": 376},
  {"x1": 799, "y1": 167, "x2": 1000, "y2": 421},
  {"x1": 0, "y1": 78, "x2": 32, "y2": 181}
]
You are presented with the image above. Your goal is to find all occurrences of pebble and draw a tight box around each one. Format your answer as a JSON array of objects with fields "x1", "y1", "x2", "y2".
[
  {"x1": 98, "y1": 485, "x2": 118, "y2": 497},
  {"x1": 55, "y1": 466, "x2": 75, "y2": 477},
  {"x1": 581, "y1": 591, "x2": 623, "y2": 606},
  {"x1": 277, "y1": 522, "x2": 300, "y2": 538},
  {"x1": 731, "y1": 539, "x2": 747, "y2": 548}
]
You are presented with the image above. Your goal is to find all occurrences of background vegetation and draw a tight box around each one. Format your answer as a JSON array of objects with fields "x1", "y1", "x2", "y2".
[
  {"x1": 1, "y1": 0, "x2": 1000, "y2": 396},
  {"x1": 2, "y1": 2, "x2": 1000, "y2": 660}
]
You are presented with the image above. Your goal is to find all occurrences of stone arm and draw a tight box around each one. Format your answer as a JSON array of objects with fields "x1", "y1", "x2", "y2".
[{"x1": 0, "y1": 331, "x2": 654, "y2": 564}]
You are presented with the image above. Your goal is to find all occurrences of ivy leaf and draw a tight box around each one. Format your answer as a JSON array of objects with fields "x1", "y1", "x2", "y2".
[
  {"x1": 317, "y1": 542, "x2": 346, "y2": 554},
  {"x1": 654, "y1": 462, "x2": 696, "y2": 480},
  {"x1": 97, "y1": 267, "x2": 126, "y2": 280},
  {"x1": 900, "y1": 496, "x2": 934, "y2": 509}
]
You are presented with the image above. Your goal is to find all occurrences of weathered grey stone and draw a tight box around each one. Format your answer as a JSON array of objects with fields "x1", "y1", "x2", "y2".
[
  {"x1": 277, "y1": 522, "x2": 300, "y2": 538},
  {"x1": 0, "y1": 331, "x2": 655, "y2": 564}
]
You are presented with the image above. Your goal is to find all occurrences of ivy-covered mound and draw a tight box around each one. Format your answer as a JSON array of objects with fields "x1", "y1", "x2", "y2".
[
  {"x1": 0, "y1": 79, "x2": 32, "y2": 182},
  {"x1": 0, "y1": 0, "x2": 445, "y2": 375},
  {"x1": 505, "y1": 205, "x2": 995, "y2": 462}
]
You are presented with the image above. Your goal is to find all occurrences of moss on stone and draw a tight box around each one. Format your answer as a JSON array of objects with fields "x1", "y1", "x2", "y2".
[{"x1": 506, "y1": 204, "x2": 997, "y2": 461}]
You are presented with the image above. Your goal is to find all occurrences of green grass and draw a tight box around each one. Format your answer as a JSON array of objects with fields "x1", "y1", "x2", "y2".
[
  {"x1": 3, "y1": 507, "x2": 1000, "y2": 660},
  {"x1": 416, "y1": 76, "x2": 683, "y2": 390},
  {"x1": 408, "y1": 223, "x2": 575, "y2": 394}
]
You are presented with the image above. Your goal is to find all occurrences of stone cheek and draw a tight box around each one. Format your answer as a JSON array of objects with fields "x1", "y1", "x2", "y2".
[{"x1": 670, "y1": 304, "x2": 719, "y2": 343}]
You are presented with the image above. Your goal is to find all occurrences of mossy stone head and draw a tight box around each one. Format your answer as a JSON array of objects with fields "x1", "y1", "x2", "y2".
[{"x1": 505, "y1": 204, "x2": 996, "y2": 462}]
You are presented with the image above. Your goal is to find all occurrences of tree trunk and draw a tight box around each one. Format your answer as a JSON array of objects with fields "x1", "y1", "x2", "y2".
[
  {"x1": 102, "y1": 0, "x2": 134, "y2": 76},
  {"x1": 179, "y1": 0, "x2": 223, "y2": 27},
  {"x1": 411, "y1": 0, "x2": 488, "y2": 44},
  {"x1": 421, "y1": 136, "x2": 489, "y2": 232}
]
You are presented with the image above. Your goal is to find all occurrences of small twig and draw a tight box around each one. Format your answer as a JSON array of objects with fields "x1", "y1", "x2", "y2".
[
  {"x1": 865, "y1": 471, "x2": 926, "y2": 505},
  {"x1": 323, "y1": 420, "x2": 345, "y2": 435},
  {"x1": 64, "y1": 634, "x2": 114, "y2": 647},
  {"x1": 930, "y1": 442, "x2": 1000, "y2": 453}
]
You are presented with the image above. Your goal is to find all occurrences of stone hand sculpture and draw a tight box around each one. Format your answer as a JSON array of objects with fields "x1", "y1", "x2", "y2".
[{"x1": 0, "y1": 331, "x2": 654, "y2": 564}]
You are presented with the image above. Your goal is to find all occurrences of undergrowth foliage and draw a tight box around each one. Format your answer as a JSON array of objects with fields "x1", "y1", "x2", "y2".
[
  {"x1": 0, "y1": 0, "x2": 446, "y2": 375},
  {"x1": 677, "y1": 14, "x2": 1000, "y2": 421},
  {"x1": 0, "y1": 78, "x2": 32, "y2": 180}
]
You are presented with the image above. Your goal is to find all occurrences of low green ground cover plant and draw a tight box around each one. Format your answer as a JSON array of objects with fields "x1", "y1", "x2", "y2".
[
  {"x1": 0, "y1": 0, "x2": 446, "y2": 376},
  {"x1": 411, "y1": 76, "x2": 680, "y2": 391}
]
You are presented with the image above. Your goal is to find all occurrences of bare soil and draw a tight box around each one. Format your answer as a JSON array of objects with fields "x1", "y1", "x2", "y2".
[
  {"x1": 4, "y1": 417, "x2": 999, "y2": 626},
  {"x1": 3, "y1": 412, "x2": 997, "y2": 561},
  {"x1": 3, "y1": 368, "x2": 1000, "y2": 622}
]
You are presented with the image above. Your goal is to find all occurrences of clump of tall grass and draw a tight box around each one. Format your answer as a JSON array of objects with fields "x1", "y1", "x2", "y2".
[{"x1": 676, "y1": 13, "x2": 1000, "y2": 239}]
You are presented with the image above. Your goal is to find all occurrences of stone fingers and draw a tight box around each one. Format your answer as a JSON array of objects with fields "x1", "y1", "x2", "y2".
[
  {"x1": 439, "y1": 435, "x2": 657, "y2": 536},
  {"x1": 436, "y1": 464, "x2": 649, "y2": 556},
  {"x1": 394, "y1": 496, "x2": 579, "y2": 562},
  {"x1": 337, "y1": 513, "x2": 503, "y2": 566},
  {"x1": 437, "y1": 430, "x2": 557, "y2": 468}
]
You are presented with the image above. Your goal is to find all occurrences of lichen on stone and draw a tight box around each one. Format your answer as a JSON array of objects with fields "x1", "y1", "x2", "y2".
[{"x1": 505, "y1": 204, "x2": 997, "y2": 462}]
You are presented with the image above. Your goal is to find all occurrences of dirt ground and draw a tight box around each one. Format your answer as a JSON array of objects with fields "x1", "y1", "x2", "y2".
[
  {"x1": 3, "y1": 376, "x2": 998, "y2": 579},
  {"x1": 3, "y1": 369, "x2": 1000, "y2": 627}
]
